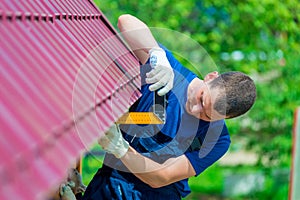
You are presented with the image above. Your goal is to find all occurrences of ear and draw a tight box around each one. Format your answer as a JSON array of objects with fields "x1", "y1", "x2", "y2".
[{"x1": 204, "y1": 71, "x2": 219, "y2": 82}]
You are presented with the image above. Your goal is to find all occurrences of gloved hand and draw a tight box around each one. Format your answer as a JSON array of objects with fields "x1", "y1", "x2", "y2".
[
  {"x1": 59, "y1": 181, "x2": 76, "y2": 200},
  {"x1": 98, "y1": 124, "x2": 129, "y2": 158},
  {"x1": 146, "y1": 47, "x2": 174, "y2": 96}
]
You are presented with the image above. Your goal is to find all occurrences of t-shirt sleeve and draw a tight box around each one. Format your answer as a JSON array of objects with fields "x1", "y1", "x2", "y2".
[
  {"x1": 158, "y1": 44, "x2": 196, "y2": 82},
  {"x1": 185, "y1": 124, "x2": 231, "y2": 176}
]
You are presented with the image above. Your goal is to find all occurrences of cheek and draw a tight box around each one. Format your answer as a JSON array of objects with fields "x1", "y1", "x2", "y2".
[{"x1": 192, "y1": 111, "x2": 204, "y2": 120}]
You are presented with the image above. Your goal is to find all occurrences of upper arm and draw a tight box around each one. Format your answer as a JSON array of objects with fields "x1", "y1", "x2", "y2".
[{"x1": 117, "y1": 14, "x2": 159, "y2": 64}]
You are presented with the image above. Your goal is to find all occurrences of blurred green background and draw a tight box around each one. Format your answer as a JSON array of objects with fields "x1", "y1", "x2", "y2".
[{"x1": 81, "y1": 0, "x2": 300, "y2": 199}]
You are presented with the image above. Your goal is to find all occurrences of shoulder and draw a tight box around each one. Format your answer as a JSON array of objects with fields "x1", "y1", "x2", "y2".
[{"x1": 158, "y1": 43, "x2": 197, "y2": 83}]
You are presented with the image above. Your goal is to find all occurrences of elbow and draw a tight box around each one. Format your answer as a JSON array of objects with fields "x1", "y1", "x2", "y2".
[
  {"x1": 148, "y1": 181, "x2": 166, "y2": 189},
  {"x1": 117, "y1": 14, "x2": 134, "y2": 31},
  {"x1": 117, "y1": 14, "x2": 130, "y2": 28},
  {"x1": 148, "y1": 180, "x2": 163, "y2": 189},
  {"x1": 117, "y1": 14, "x2": 147, "y2": 32},
  {"x1": 146, "y1": 172, "x2": 172, "y2": 189}
]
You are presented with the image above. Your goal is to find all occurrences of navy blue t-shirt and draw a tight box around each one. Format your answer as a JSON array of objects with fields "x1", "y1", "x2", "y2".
[{"x1": 103, "y1": 44, "x2": 231, "y2": 197}]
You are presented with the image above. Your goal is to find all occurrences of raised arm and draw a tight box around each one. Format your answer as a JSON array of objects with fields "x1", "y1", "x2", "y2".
[
  {"x1": 118, "y1": 14, "x2": 174, "y2": 96},
  {"x1": 117, "y1": 14, "x2": 159, "y2": 64}
]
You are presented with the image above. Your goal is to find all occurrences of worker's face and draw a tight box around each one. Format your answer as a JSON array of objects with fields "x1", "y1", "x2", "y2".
[{"x1": 186, "y1": 72, "x2": 225, "y2": 121}]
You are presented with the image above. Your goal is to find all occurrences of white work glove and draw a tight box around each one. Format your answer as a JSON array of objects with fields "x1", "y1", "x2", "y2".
[
  {"x1": 98, "y1": 124, "x2": 129, "y2": 158},
  {"x1": 59, "y1": 181, "x2": 76, "y2": 200},
  {"x1": 146, "y1": 47, "x2": 174, "y2": 96}
]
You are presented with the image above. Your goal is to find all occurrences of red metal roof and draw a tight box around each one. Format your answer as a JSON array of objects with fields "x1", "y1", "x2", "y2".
[{"x1": 0, "y1": 0, "x2": 141, "y2": 199}]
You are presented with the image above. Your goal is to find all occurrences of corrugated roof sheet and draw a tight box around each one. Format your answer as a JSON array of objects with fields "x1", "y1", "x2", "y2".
[{"x1": 0, "y1": 0, "x2": 141, "y2": 199}]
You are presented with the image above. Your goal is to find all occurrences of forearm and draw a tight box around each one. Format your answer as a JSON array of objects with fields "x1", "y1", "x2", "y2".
[
  {"x1": 120, "y1": 147, "x2": 165, "y2": 188},
  {"x1": 118, "y1": 14, "x2": 159, "y2": 64},
  {"x1": 120, "y1": 146, "x2": 195, "y2": 188}
]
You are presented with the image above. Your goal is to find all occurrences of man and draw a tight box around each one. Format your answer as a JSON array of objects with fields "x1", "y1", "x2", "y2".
[{"x1": 83, "y1": 14, "x2": 256, "y2": 199}]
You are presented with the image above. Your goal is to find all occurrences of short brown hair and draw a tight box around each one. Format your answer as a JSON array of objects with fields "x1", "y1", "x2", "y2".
[{"x1": 209, "y1": 71, "x2": 256, "y2": 118}]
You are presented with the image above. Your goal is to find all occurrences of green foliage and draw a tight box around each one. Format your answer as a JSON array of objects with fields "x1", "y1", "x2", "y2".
[
  {"x1": 188, "y1": 164, "x2": 224, "y2": 194},
  {"x1": 81, "y1": 144, "x2": 104, "y2": 185}
]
